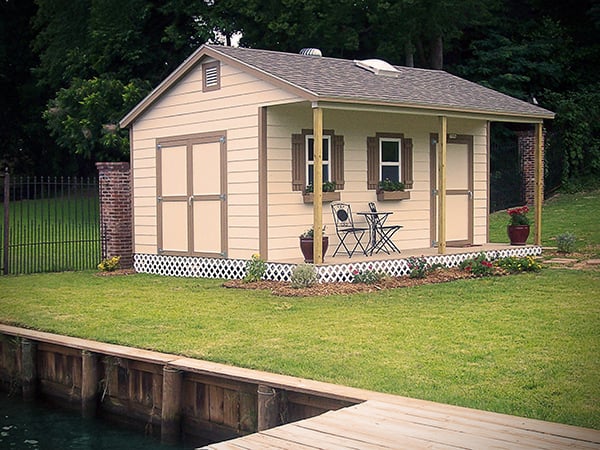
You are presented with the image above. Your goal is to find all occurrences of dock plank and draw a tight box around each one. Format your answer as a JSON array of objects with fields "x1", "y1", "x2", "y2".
[{"x1": 202, "y1": 400, "x2": 600, "y2": 450}]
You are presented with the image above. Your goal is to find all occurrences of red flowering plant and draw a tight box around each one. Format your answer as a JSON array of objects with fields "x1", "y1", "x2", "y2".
[
  {"x1": 507, "y1": 205, "x2": 531, "y2": 226},
  {"x1": 459, "y1": 253, "x2": 495, "y2": 277}
]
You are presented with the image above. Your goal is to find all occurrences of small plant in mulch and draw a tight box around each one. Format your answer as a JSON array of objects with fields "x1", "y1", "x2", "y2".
[
  {"x1": 459, "y1": 253, "x2": 496, "y2": 277},
  {"x1": 244, "y1": 254, "x2": 267, "y2": 283},
  {"x1": 351, "y1": 267, "x2": 388, "y2": 284},
  {"x1": 291, "y1": 264, "x2": 318, "y2": 288},
  {"x1": 97, "y1": 255, "x2": 121, "y2": 272},
  {"x1": 405, "y1": 256, "x2": 443, "y2": 279},
  {"x1": 497, "y1": 255, "x2": 543, "y2": 273}
]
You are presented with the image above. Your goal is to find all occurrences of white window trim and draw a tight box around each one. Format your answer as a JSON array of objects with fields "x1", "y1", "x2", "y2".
[
  {"x1": 306, "y1": 134, "x2": 332, "y2": 185},
  {"x1": 379, "y1": 137, "x2": 402, "y2": 181}
]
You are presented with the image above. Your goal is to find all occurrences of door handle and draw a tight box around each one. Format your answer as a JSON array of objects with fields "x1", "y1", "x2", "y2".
[{"x1": 188, "y1": 195, "x2": 193, "y2": 206}]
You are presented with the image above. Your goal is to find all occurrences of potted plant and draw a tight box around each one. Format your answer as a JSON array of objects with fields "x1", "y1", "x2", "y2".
[
  {"x1": 376, "y1": 179, "x2": 410, "y2": 201},
  {"x1": 303, "y1": 181, "x2": 340, "y2": 203},
  {"x1": 507, "y1": 205, "x2": 531, "y2": 245},
  {"x1": 299, "y1": 227, "x2": 329, "y2": 263}
]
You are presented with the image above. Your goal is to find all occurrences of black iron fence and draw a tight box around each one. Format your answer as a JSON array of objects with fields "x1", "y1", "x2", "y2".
[{"x1": 1, "y1": 170, "x2": 101, "y2": 275}]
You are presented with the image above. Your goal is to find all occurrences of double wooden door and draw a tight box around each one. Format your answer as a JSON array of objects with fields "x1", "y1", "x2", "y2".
[{"x1": 157, "y1": 132, "x2": 227, "y2": 257}]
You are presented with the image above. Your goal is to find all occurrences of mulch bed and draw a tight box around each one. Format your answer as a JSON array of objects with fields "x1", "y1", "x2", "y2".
[
  {"x1": 95, "y1": 269, "x2": 137, "y2": 277},
  {"x1": 223, "y1": 268, "x2": 480, "y2": 297}
]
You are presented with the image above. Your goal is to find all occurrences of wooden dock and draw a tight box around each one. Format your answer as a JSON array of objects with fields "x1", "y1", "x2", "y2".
[{"x1": 203, "y1": 397, "x2": 600, "y2": 449}]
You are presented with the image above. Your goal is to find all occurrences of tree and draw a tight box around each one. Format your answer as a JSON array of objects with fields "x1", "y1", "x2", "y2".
[{"x1": 31, "y1": 0, "x2": 215, "y2": 175}]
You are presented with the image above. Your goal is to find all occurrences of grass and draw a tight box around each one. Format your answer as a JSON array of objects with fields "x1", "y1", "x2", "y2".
[
  {"x1": 1, "y1": 196, "x2": 100, "y2": 273},
  {"x1": 0, "y1": 189, "x2": 599, "y2": 430},
  {"x1": 1, "y1": 269, "x2": 599, "y2": 430},
  {"x1": 490, "y1": 189, "x2": 600, "y2": 255}
]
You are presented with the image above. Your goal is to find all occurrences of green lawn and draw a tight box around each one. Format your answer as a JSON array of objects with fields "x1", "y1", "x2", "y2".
[
  {"x1": 1, "y1": 196, "x2": 100, "y2": 273},
  {"x1": 0, "y1": 190, "x2": 599, "y2": 430},
  {"x1": 490, "y1": 190, "x2": 600, "y2": 253}
]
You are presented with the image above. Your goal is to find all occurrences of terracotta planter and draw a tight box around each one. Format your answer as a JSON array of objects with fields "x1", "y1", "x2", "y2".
[
  {"x1": 299, "y1": 236, "x2": 329, "y2": 263},
  {"x1": 376, "y1": 190, "x2": 410, "y2": 201},
  {"x1": 507, "y1": 225, "x2": 530, "y2": 245}
]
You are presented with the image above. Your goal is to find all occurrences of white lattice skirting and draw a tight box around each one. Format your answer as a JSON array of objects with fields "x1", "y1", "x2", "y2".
[{"x1": 134, "y1": 246, "x2": 542, "y2": 283}]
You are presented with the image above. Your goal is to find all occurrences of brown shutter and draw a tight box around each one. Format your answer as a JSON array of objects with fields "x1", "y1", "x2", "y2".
[
  {"x1": 367, "y1": 136, "x2": 379, "y2": 190},
  {"x1": 291, "y1": 133, "x2": 305, "y2": 191},
  {"x1": 332, "y1": 134, "x2": 344, "y2": 190},
  {"x1": 402, "y1": 138, "x2": 414, "y2": 189}
]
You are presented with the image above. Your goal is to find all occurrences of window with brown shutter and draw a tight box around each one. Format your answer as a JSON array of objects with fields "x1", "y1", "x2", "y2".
[
  {"x1": 367, "y1": 133, "x2": 413, "y2": 189},
  {"x1": 291, "y1": 129, "x2": 344, "y2": 192}
]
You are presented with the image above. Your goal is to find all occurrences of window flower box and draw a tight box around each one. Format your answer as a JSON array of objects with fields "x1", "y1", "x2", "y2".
[
  {"x1": 376, "y1": 190, "x2": 410, "y2": 201},
  {"x1": 303, "y1": 191, "x2": 340, "y2": 204}
]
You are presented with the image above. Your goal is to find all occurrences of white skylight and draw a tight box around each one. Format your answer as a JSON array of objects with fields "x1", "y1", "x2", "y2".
[{"x1": 354, "y1": 59, "x2": 400, "y2": 77}]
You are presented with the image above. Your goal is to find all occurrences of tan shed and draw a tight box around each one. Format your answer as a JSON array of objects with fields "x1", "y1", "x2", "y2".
[{"x1": 120, "y1": 45, "x2": 554, "y2": 275}]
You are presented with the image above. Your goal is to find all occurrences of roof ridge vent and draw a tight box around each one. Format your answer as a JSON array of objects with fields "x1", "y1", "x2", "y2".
[
  {"x1": 354, "y1": 58, "x2": 399, "y2": 77},
  {"x1": 299, "y1": 48, "x2": 322, "y2": 57}
]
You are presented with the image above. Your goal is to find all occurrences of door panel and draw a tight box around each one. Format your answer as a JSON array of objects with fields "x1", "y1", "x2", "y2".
[
  {"x1": 161, "y1": 202, "x2": 189, "y2": 252},
  {"x1": 161, "y1": 145, "x2": 187, "y2": 196},
  {"x1": 193, "y1": 201, "x2": 222, "y2": 253}
]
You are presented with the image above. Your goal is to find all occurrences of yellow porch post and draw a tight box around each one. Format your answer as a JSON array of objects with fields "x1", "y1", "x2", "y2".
[
  {"x1": 534, "y1": 122, "x2": 543, "y2": 245},
  {"x1": 312, "y1": 105, "x2": 324, "y2": 264},
  {"x1": 438, "y1": 116, "x2": 447, "y2": 254}
]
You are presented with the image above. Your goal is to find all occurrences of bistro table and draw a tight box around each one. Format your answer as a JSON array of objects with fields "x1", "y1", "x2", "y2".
[{"x1": 357, "y1": 210, "x2": 401, "y2": 255}]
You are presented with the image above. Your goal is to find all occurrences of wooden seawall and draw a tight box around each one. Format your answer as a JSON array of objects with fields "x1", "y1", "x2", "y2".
[
  {"x1": 2, "y1": 324, "x2": 599, "y2": 449},
  {"x1": 0, "y1": 325, "x2": 361, "y2": 447}
]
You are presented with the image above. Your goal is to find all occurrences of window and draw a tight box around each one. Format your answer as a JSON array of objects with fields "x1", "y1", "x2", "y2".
[
  {"x1": 380, "y1": 138, "x2": 401, "y2": 182},
  {"x1": 292, "y1": 129, "x2": 344, "y2": 192},
  {"x1": 306, "y1": 135, "x2": 331, "y2": 185},
  {"x1": 202, "y1": 61, "x2": 220, "y2": 92},
  {"x1": 367, "y1": 133, "x2": 413, "y2": 189}
]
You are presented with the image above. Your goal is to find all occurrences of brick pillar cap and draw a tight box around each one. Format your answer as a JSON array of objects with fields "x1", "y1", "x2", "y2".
[{"x1": 96, "y1": 162, "x2": 130, "y2": 172}]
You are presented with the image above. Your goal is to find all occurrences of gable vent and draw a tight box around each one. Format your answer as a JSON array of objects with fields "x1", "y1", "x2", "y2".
[
  {"x1": 354, "y1": 59, "x2": 399, "y2": 77},
  {"x1": 299, "y1": 48, "x2": 322, "y2": 57},
  {"x1": 205, "y1": 66, "x2": 219, "y2": 87}
]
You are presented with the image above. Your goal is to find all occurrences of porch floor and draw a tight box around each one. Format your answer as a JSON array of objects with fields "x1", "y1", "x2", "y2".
[{"x1": 277, "y1": 242, "x2": 535, "y2": 266}]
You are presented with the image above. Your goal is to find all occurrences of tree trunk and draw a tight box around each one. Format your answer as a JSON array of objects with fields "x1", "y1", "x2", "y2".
[
  {"x1": 405, "y1": 41, "x2": 414, "y2": 67},
  {"x1": 429, "y1": 35, "x2": 444, "y2": 69}
]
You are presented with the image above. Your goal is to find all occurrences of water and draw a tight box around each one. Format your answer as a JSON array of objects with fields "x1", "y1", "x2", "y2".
[{"x1": 0, "y1": 391, "x2": 187, "y2": 450}]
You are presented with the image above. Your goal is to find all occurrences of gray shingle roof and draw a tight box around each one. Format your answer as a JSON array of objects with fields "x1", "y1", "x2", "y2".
[
  {"x1": 120, "y1": 44, "x2": 554, "y2": 127},
  {"x1": 209, "y1": 45, "x2": 554, "y2": 119}
]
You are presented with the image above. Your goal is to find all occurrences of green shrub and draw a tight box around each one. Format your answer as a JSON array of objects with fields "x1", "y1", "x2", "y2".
[
  {"x1": 556, "y1": 232, "x2": 577, "y2": 253},
  {"x1": 291, "y1": 264, "x2": 318, "y2": 288},
  {"x1": 497, "y1": 256, "x2": 543, "y2": 273},
  {"x1": 459, "y1": 253, "x2": 495, "y2": 277},
  {"x1": 405, "y1": 256, "x2": 431, "y2": 279},
  {"x1": 244, "y1": 254, "x2": 267, "y2": 282},
  {"x1": 97, "y1": 256, "x2": 120, "y2": 272},
  {"x1": 351, "y1": 268, "x2": 387, "y2": 284}
]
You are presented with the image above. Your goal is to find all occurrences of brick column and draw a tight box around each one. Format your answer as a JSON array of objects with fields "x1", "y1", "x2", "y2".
[
  {"x1": 517, "y1": 129, "x2": 544, "y2": 207},
  {"x1": 96, "y1": 162, "x2": 132, "y2": 269}
]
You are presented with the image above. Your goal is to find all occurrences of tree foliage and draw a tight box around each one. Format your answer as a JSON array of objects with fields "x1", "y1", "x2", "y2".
[{"x1": 2, "y1": 0, "x2": 599, "y2": 191}]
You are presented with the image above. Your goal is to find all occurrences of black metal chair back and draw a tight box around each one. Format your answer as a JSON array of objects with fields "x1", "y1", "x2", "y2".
[{"x1": 330, "y1": 202, "x2": 367, "y2": 257}]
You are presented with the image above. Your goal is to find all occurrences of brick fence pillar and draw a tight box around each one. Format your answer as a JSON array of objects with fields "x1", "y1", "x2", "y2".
[
  {"x1": 96, "y1": 162, "x2": 132, "y2": 269},
  {"x1": 517, "y1": 128, "x2": 545, "y2": 207}
]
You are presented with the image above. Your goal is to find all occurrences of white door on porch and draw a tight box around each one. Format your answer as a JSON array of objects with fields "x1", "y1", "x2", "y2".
[{"x1": 431, "y1": 135, "x2": 474, "y2": 247}]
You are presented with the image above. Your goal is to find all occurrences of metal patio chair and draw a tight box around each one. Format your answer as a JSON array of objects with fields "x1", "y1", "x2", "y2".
[
  {"x1": 367, "y1": 202, "x2": 402, "y2": 254},
  {"x1": 331, "y1": 202, "x2": 368, "y2": 257}
]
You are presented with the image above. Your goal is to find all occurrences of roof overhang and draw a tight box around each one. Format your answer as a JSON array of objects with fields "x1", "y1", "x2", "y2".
[{"x1": 311, "y1": 100, "x2": 553, "y2": 124}]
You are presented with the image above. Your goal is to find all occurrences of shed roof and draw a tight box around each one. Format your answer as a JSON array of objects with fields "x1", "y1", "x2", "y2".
[{"x1": 120, "y1": 44, "x2": 554, "y2": 127}]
